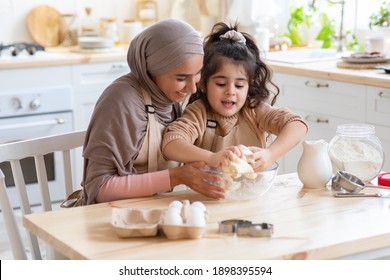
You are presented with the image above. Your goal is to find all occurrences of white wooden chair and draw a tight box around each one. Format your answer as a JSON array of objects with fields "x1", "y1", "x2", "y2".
[{"x1": 0, "y1": 130, "x2": 86, "y2": 259}]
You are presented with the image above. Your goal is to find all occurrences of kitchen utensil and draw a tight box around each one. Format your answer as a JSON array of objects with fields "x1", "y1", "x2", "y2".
[
  {"x1": 218, "y1": 219, "x2": 274, "y2": 237},
  {"x1": 218, "y1": 219, "x2": 252, "y2": 233},
  {"x1": 26, "y1": 5, "x2": 65, "y2": 47},
  {"x1": 332, "y1": 170, "x2": 390, "y2": 193},
  {"x1": 331, "y1": 170, "x2": 366, "y2": 193},
  {"x1": 334, "y1": 193, "x2": 383, "y2": 198},
  {"x1": 375, "y1": 64, "x2": 390, "y2": 74},
  {"x1": 236, "y1": 223, "x2": 274, "y2": 238}
]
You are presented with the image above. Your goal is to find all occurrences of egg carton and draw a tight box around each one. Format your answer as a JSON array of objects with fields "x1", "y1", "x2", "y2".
[
  {"x1": 111, "y1": 200, "x2": 207, "y2": 239},
  {"x1": 111, "y1": 207, "x2": 162, "y2": 238}
]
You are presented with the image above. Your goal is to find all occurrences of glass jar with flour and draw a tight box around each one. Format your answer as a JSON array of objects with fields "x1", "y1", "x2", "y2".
[{"x1": 329, "y1": 124, "x2": 384, "y2": 182}]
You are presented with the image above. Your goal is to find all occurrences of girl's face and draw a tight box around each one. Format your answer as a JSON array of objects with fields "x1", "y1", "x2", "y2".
[
  {"x1": 153, "y1": 54, "x2": 203, "y2": 103},
  {"x1": 206, "y1": 61, "x2": 249, "y2": 117}
]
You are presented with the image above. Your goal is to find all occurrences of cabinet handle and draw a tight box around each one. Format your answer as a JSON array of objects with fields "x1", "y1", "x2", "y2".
[
  {"x1": 305, "y1": 115, "x2": 329, "y2": 123},
  {"x1": 110, "y1": 64, "x2": 127, "y2": 71},
  {"x1": 378, "y1": 92, "x2": 390, "y2": 99},
  {"x1": 304, "y1": 81, "x2": 329, "y2": 88}
]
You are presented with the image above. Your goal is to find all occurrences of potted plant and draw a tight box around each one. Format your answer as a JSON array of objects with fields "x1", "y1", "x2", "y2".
[
  {"x1": 369, "y1": 1, "x2": 390, "y2": 29},
  {"x1": 285, "y1": 3, "x2": 334, "y2": 48}
]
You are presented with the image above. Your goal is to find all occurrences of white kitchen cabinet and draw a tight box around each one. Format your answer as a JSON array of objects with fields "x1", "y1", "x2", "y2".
[
  {"x1": 366, "y1": 86, "x2": 390, "y2": 171},
  {"x1": 72, "y1": 61, "x2": 129, "y2": 130},
  {"x1": 273, "y1": 73, "x2": 371, "y2": 174},
  {"x1": 0, "y1": 66, "x2": 72, "y2": 93}
]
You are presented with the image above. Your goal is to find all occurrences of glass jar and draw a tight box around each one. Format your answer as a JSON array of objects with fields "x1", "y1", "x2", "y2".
[
  {"x1": 100, "y1": 18, "x2": 120, "y2": 46},
  {"x1": 79, "y1": 7, "x2": 99, "y2": 37},
  {"x1": 328, "y1": 124, "x2": 384, "y2": 182}
]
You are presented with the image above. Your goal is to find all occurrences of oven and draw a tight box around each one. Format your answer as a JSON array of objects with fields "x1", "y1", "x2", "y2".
[{"x1": 0, "y1": 85, "x2": 74, "y2": 208}]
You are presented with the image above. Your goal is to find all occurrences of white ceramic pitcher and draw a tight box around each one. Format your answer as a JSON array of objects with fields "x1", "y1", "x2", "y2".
[{"x1": 297, "y1": 139, "x2": 333, "y2": 188}]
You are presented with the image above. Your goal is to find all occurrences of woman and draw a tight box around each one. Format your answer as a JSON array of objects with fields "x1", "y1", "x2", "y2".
[{"x1": 81, "y1": 19, "x2": 225, "y2": 205}]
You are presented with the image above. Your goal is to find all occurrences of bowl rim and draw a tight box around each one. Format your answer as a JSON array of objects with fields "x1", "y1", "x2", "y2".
[{"x1": 201, "y1": 161, "x2": 279, "y2": 175}]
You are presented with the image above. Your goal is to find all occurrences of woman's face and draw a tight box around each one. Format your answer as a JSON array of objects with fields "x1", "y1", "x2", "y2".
[
  {"x1": 153, "y1": 54, "x2": 203, "y2": 103},
  {"x1": 206, "y1": 61, "x2": 249, "y2": 117}
]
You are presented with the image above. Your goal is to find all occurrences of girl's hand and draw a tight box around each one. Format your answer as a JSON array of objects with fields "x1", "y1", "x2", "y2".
[
  {"x1": 207, "y1": 146, "x2": 242, "y2": 167},
  {"x1": 247, "y1": 147, "x2": 276, "y2": 172}
]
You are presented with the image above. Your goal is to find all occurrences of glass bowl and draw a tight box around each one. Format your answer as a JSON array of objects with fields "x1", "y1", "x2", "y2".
[{"x1": 202, "y1": 162, "x2": 279, "y2": 201}]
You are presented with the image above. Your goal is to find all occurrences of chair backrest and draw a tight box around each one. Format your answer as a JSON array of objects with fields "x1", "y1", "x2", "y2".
[{"x1": 0, "y1": 130, "x2": 86, "y2": 259}]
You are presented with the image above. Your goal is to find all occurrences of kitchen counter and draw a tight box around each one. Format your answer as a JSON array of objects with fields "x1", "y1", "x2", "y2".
[
  {"x1": 1, "y1": 47, "x2": 389, "y2": 88},
  {"x1": 267, "y1": 60, "x2": 390, "y2": 88},
  {"x1": 0, "y1": 46, "x2": 128, "y2": 69}
]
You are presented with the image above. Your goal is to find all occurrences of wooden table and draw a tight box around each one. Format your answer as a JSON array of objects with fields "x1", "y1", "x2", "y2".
[{"x1": 23, "y1": 173, "x2": 390, "y2": 260}]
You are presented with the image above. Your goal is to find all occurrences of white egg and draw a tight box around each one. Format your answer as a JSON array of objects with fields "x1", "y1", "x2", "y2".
[
  {"x1": 187, "y1": 214, "x2": 206, "y2": 227},
  {"x1": 168, "y1": 200, "x2": 183, "y2": 210},
  {"x1": 164, "y1": 212, "x2": 183, "y2": 225},
  {"x1": 166, "y1": 207, "x2": 181, "y2": 215},
  {"x1": 188, "y1": 206, "x2": 205, "y2": 217},
  {"x1": 190, "y1": 201, "x2": 206, "y2": 212}
]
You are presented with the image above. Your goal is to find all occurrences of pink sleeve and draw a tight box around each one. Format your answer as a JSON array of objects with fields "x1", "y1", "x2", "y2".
[{"x1": 96, "y1": 170, "x2": 171, "y2": 203}]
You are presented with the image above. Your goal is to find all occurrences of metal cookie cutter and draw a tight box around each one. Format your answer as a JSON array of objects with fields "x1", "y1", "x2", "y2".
[
  {"x1": 218, "y1": 219, "x2": 252, "y2": 234},
  {"x1": 218, "y1": 219, "x2": 274, "y2": 237},
  {"x1": 237, "y1": 223, "x2": 274, "y2": 238}
]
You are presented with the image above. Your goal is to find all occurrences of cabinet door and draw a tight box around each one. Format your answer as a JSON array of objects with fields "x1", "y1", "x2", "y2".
[
  {"x1": 366, "y1": 86, "x2": 390, "y2": 171},
  {"x1": 366, "y1": 86, "x2": 390, "y2": 127},
  {"x1": 273, "y1": 73, "x2": 365, "y2": 174},
  {"x1": 275, "y1": 73, "x2": 366, "y2": 121},
  {"x1": 279, "y1": 108, "x2": 360, "y2": 174},
  {"x1": 72, "y1": 61, "x2": 129, "y2": 130},
  {"x1": 375, "y1": 125, "x2": 390, "y2": 171}
]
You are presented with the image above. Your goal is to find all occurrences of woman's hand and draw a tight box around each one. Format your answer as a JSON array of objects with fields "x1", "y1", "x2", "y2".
[{"x1": 169, "y1": 161, "x2": 225, "y2": 199}]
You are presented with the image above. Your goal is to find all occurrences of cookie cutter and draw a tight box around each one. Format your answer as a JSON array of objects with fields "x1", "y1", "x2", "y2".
[
  {"x1": 218, "y1": 219, "x2": 274, "y2": 237},
  {"x1": 236, "y1": 222, "x2": 274, "y2": 238},
  {"x1": 218, "y1": 219, "x2": 252, "y2": 234}
]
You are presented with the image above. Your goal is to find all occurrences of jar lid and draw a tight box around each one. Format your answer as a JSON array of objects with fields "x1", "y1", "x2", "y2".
[{"x1": 378, "y1": 172, "x2": 390, "y2": 187}]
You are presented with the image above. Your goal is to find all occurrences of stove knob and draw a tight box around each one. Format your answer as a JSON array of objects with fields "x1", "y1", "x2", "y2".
[
  {"x1": 11, "y1": 97, "x2": 22, "y2": 110},
  {"x1": 30, "y1": 98, "x2": 41, "y2": 110}
]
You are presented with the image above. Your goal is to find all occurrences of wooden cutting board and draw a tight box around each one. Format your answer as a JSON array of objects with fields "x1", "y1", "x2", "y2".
[
  {"x1": 27, "y1": 5, "x2": 64, "y2": 47},
  {"x1": 336, "y1": 61, "x2": 390, "y2": 69}
]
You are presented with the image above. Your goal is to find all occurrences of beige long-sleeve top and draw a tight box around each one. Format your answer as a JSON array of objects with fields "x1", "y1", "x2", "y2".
[{"x1": 162, "y1": 99, "x2": 307, "y2": 153}]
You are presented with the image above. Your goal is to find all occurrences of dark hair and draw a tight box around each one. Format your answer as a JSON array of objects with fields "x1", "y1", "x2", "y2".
[{"x1": 191, "y1": 22, "x2": 279, "y2": 109}]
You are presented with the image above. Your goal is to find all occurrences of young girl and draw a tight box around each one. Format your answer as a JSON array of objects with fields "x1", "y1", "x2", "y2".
[{"x1": 162, "y1": 22, "x2": 307, "y2": 172}]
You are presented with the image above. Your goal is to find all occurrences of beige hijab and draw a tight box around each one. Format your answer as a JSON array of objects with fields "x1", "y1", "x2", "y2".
[{"x1": 81, "y1": 19, "x2": 203, "y2": 204}]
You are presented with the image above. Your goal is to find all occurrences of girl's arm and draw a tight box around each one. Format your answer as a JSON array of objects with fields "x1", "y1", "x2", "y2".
[
  {"x1": 163, "y1": 139, "x2": 237, "y2": 167},
  {"x1": 251, "y1": 121, "x2": 307, "y2": 171}
]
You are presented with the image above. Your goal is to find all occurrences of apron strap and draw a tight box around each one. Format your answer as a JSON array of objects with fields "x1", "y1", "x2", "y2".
[
  {"x1": 202, "y1": 119, "x2": 218, "y2": 152},
  {"x1": 141, "y1": 90, "x2": 158, "y2": 172}
]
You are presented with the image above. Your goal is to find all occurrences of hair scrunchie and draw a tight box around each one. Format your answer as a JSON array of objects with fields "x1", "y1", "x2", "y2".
[{"x1": 219, "y1": 30, "x2": 246, "y2": 45}]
